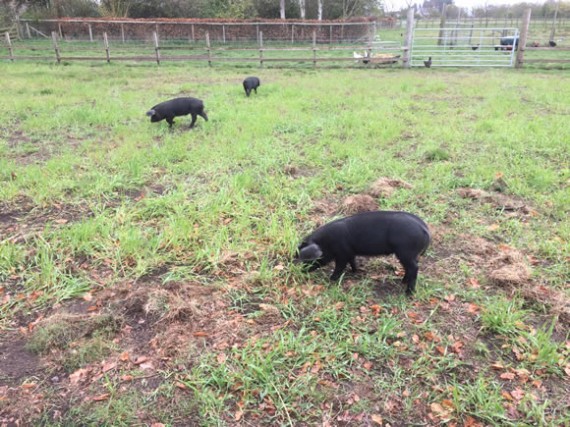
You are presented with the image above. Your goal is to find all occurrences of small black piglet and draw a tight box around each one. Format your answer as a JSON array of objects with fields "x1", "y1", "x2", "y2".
[
  {"x1": 146, "y1": 97, "x2": 208, "y2": 129},
  {"x1": 296, "y1": 211, "x2": 431, "y2": 295},
  {"x1": 243, "y1": 77, "x2": 260, "y2": 97}
]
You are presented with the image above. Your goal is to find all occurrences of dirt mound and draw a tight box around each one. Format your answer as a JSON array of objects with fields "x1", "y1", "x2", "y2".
[
  {"x1": 341, "y1": 194, "x2": 378, "y2": 214},
  {"x1": 368, "y1": 177, "x2": 413, "y2": 198},
  {"x1": 457, "y1": 188, "x2": 536, "y2": 216},
  {"x1": 310, "y1": 197, "x2": 340, "y2": 218},
  {"x1": 283, "y1": 165, "x2": 314, "y2": 178},
  {"x1": 520, "y1": 285, "x2": 570, "y2": 324}
]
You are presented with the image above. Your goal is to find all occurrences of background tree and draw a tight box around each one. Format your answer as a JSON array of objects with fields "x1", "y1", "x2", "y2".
[{"x1": 99, "y1": 0, "x2": 130, "y2": 17}]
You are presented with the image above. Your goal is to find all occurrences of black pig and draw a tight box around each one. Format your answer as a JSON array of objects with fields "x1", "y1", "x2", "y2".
[
  {"x1": 146, "y1": 97, "x2": 208, "y2": 129},
  {"x1": 243, "y1": 77, "x2": 260, "y2": 97},
  {"x1": 296, "y1": 211, "x2": 431, "y2": 295}
]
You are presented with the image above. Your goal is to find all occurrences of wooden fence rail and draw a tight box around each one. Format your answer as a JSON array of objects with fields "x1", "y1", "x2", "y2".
[
  {"x1": 1, "y1": 31, "x2": 402, "y2": 68},
  {"x1": 3, "y1": 12, "x2": 569, "y2": 69}
]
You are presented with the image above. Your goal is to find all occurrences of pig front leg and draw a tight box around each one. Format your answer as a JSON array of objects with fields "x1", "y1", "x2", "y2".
[{"x1": 330, "y1": 255, "x2": 353, "y2": 281}]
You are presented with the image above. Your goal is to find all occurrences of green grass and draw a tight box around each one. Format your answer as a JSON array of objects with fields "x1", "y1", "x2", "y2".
[{"x1": 0, "y1": 61, "x2": 569, "y2": 426}]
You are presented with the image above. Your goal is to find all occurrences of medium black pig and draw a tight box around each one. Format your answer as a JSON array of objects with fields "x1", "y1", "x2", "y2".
[
  {"x1": 243, "y1": 77, "x2": 260, "y2": 97},
  {"x1": 146, "y1": 97, "x2": 208, "y2": 129},
  {"x1": 296, "y1": 211, "x2": 431, "y2": 295}
]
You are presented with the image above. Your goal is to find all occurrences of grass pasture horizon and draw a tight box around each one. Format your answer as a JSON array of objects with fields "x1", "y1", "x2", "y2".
[{"x1": 0, "y1": 62, "x2": 569, "y2": 426}]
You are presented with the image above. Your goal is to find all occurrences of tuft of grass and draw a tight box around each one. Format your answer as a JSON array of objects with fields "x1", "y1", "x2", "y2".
[{"x1": 480, "y1": 296, "x2": 528, "y2": 337}]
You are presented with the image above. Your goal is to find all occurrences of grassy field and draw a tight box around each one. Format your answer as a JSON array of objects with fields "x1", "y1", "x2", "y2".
[{"x1": 0, "y1": 62, "x2": 569, "y2": 426}]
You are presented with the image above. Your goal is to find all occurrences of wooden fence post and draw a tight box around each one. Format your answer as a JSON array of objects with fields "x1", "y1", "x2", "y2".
[
  {"x1": 26, "y1": 22, "x2": 31, "y2": 39},
  {"x1": 191, "y1": 24, "x2": 195, "y2": 42},
  {"x1": 312, "y1": 30, "x2": 317, "y2": 68},
  {"x1": 549, "y1": 0, "x2": 560, "y2": 43},
  {"x1": 259, "y1": 31, "x2": 264, "y2": 68},
  {"x1": 51, "y1": 31, "x2": 61, "y2": 64},
  {"x1": 438, "y1": 5, "x2": 447, "y2": 46},
  {"x1": 58, "y1": 23, "x2": 63, "y2": 39},
  {"x1": 292, "y1": 24, "x2": 295, "y2": 44},
  {"x1": 88, "y1": 24, "x2": 93, "y2": 42},
  {"x1": 516, "y1": 8, "x2": 531, "y2": 69},
  {"x1": 5, "y1": 32, "x2": 14, "y2": 62},
  {"x1": 121, "y1": 24, "x2": 125, "y2": 43},
  {"x1": 403, "y1": 8, "x2": 414, "y2": 68},
  {"x1": 103, "y1": 32, "x2": 110, "y2": 63},
  {"x1": 222, "y1": 24, "x2": 226, "y2": 43},
  {"x1": 153, "y1": 31, "x2": 160, "y2": 65},
  {"x1": 206, "y1": 31, "x2": 211, "y2": 66}
]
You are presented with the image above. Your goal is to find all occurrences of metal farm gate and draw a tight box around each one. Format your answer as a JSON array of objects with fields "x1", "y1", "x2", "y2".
[{"x1": 410, "y1": 26, "x2": 519, "y2": 67}]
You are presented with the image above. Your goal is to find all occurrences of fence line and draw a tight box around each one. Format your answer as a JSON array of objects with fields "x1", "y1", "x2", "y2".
[
  {"x1": 3, "y1": 11, "x2": 568, "y2": 68},
  {"x1": 1, "y1": 30, "x2": 401, "y2": 67},
  {"x1": 17, "y1": 18, "x2": 384, "y2": 44}
]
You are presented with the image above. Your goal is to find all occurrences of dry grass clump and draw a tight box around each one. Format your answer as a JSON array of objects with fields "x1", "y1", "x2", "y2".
[
  {"x1": 368, "y1": 177, "x2": 413, "y2": 198},
  {"x1": 341, "y1": 194, "x2": 378, "y2": 214}
]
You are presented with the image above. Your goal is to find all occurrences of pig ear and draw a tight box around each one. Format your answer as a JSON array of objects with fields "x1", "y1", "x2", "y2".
[
  {"x1": 299, "y1": 243, "x2": 323, "y2": 260},
  {"x1": 146, "y1": 109, "x2": 156, "y2": 117}
]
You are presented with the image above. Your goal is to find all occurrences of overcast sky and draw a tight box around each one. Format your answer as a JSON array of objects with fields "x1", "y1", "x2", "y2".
[{"x1": 384, "y1": 0, "x2": 544, "y2": 11}]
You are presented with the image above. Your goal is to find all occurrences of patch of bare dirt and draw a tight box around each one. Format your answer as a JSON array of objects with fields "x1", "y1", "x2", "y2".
[
  {"x1": 0, "y1": 335, "x2": 43, "y2": 386},
  {"x1": 0, "y1": 199, "x2": 92, "y2": 244},
  {"x1": 425, "y1": 226, "x2": 570, "y2": 325},
  {"x1": 457, "y1": 187, "x2": 537, "y2": 217},
  {"x1": 2, "y1": 127, "x2": 85, "y2": 165}
]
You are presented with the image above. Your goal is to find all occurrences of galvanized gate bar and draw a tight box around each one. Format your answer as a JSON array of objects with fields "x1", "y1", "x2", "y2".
[{"x1": 411, "y1": 27, "x2": 519, "y2": 67}]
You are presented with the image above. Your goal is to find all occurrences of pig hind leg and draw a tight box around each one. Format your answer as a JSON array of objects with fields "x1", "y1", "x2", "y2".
[
  {"x1": 397, "y1": 253, "x2": 419, "y2": 295},
  {"x1": 189, "y1": 113, "x2": 197, "y2": 128}
]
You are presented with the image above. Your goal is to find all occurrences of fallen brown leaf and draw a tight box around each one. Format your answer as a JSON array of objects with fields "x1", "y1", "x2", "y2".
[
  {"x1": 93, "y1": 393, "x2": 110, "y2": 402},
  {"x1": 371, "y1": 414, "x2": 383, "y2": 425},
  {"x1": 133, "y1": 356, "x2": 149, "y2": 365},
  {"x1": 20, "y1": 382, "x2": 37, "y2": 390},
  {"x1": 510, "y1": 388, "x2": 525, "y2": 401},
  {"x1": 464, "y1": 415, "x2": 483, "y2": 427},
  {"x1": 69, "y1": 367, "x2": 90, "y2": 385},
  {"x1": 430, "y1": 402, "x2": 452, "y2": 419},
  {"x1": 102, "y1": 361, "x2": 117, "y2": 373},
  {"x1": 175, "y1": 382, "x2": 188, "y2": 390}
]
